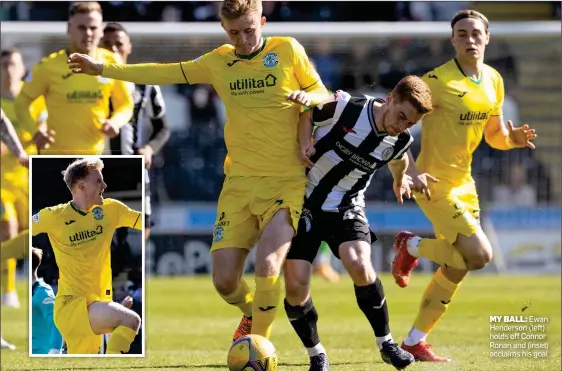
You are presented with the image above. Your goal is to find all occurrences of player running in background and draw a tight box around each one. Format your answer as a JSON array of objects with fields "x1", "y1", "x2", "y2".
[
  {"x1": 1, "y1": 48, "x2": 47, "y2": 309},
  {"x1": 392, "y1": 10, "x2": 537, "y2": 362},
  {"x1": 15, "y1": 1, "x2": 133, "y2": 155},
  {"x1": 31, "y1": 247, "x2": 64, "y2": 355},
  {"x1": 285, "y1": 77, "x2": 432, "y2": 370},
  {"x1": 0, "y1": 108, "x2": 30, "y2": 351},
  {"x1": 100, "y1": 22, "x2": 170, "y2": 240},
  {"x1": 31, "y1": 157, "x2": 142, "y2": 354},
  {"x1": 68, "y1": 0, "x2": 329, "y2": 340}
]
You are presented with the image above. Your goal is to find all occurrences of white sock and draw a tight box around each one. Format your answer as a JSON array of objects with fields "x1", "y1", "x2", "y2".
[
  {"x1": 406, "y1": 236, "x2": 422, "y2": 258},
  {"x1": 403, "y1": 327, "x2": 427, "y2": 346},
  {"x1": 375, "y1": 334, "x2": 393, "y2": 350},
  {"x1": 307, "y1": 343, "x2": 326, "y2": 357}
]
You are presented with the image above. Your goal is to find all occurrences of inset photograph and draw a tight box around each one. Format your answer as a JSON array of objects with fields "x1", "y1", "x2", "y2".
[{"x1": 29, "y1": 155, "x2": 145, "y2": 357}]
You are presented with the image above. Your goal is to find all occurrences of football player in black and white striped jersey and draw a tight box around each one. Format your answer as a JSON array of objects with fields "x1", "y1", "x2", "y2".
[
  {"x1": 284, "y1": 76, "x2": 433, "y2": 370},
  {"x1": 101, "y1": 22, "x2": 170, "y2": 241}
]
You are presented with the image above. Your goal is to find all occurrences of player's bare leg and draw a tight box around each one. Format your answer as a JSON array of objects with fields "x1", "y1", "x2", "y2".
[
  {"x1": 393, "y1": 226, "x2": 492, "y2": 287},
  {"x1": 211, "y1": 247, "x2": 253, "y2": 341},
  {"x1": 252, "y1": 208, "x2": 293, "y2": 338},
  {"x1": 339, "y1": 241, "x2": 414, "y2": 369},
  {"x1": 89, "y1": 301, "x2": 141, "y2": 354},
  {"x1": 401, "y1": 231, "x2": 491, "y2": 362},
  {"x1": 1, "y1": 219, "x2": 20, "y2": 308},
  {"x1": 284, "y1": 259, "x2": 328, "y2": 371}
]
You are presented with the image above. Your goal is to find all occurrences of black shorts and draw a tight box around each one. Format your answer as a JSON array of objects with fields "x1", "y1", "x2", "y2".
[{"x1": 286, "y1": 206, "x2": 376, "y2": 263}]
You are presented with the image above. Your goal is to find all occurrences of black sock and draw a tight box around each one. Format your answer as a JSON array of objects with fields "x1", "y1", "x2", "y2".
[
  {"x1": 355, "y1": 277, "x2": 390, "y2": 337},
  {"x1": 284, "y1": 298, "x2": 321, "y2": 349}
]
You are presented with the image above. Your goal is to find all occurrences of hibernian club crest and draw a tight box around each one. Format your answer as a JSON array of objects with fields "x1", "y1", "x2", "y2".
[
  {"x1": 92, "y1": 207, "x2": 104, "y2": 220},
  {"x1": 262, "y1": 52, "x2": 279, "y2": 68}
]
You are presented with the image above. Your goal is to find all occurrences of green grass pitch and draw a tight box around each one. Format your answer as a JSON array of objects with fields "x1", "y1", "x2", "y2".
[{"x1": 2, "y1": 274, "x2": 560, "y2": 370}]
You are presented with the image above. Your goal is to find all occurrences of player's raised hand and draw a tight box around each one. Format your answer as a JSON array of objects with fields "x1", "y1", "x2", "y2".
[
  {"x1": 411, "y1": 172, "x2": 439, "y2": 200},
  {"x1": 393, "y1": 174, "x2": 413, "y2": 205},
  {"x1": 507, "y1": 120, "x2": 537, "y2": 149},
  {"x1": 300, "y1": 138, "x2": 315, "y2": 169},
  {"x1": 101, "y1": 121, "x2": 120, "y2": 139},
  {"x1": 67, "y1": 53, "x2": 103, "y2": 75},
  {"x1": 34, "y1": 128, "x2": 56, "y2": 150},
  {"x1": 287, "y1": 90, "x2": 312, "y2": 106}
]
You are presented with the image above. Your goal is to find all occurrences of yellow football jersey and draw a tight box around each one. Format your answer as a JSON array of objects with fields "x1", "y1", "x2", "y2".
[
  {"x1": 417, "y1": 59, "x2": 504, "y2": 187},
  {"x1": 1, "y1": 89, "x2": 46, "y2": 189},
  {"x1": 18, "y1": 48, "x2": 133, "y2": 154},
  {"x1": 31, "y1": 198, "x2": 142, "y2": 304},
  {"x1": 102, "y1": 37, "x2": 327, "y2": 177}
]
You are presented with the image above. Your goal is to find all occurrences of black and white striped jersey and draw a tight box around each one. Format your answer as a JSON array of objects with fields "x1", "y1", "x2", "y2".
[
  {"x1": 109, "y1": 83, "x2": 167, "y2": 155},
  {"x1": 305, "y1": 90, "x2": 413, "y2": 212}
]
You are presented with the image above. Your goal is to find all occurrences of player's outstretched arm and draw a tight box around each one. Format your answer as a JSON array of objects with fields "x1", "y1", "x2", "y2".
[
  {"x1": 68, "y1": 53, "x2": 190, "y2": 85},
  {"x1": 404, "y1": 150, "x2": 438, "y2": 200},
  {"x1": 298, "y1": 110, "x2": 315, "y2": 168},
  {"x1": 388, "y1": 156, "x2": 413, "y2": 205},
  {"x1": 0, "y1": 108, "x2": 28, "y2": 166},
  {"x1": 484, "y1": 116, "x2": 537, "y2": 150}
]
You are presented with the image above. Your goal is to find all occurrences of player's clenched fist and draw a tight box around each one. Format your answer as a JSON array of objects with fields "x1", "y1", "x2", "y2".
[
  {"x1": 67, "y1": 53, "x2": 103, "y2": 76},
  {"x1": 287, "y1": 90, "x2": 312, "y2": 107}
]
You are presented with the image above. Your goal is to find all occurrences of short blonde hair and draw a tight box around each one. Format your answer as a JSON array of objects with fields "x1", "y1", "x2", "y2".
[
  {"x1": 69, "y1": 2, "x2": 102, "y2": 18},
  {"x1": 392, "y1": 75, "x2": 433, "y2": 114},
  {"x1": 62, "y1": 157, "x2": 104, "y2": 191},
  {"x1": 219, "y1": 0, "x2": 262, "y2": 20}
]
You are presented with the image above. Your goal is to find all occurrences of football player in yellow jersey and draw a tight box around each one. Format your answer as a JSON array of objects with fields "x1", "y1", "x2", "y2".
[
  {"x1": 69, "y1": 0, "x2": 329, "y2": 341},
  {"x1": 31, "y1": 157, "x2": 142, "y2": 354},
  {"x1": 0, "y1": 107, "x2": 30, "y2": 351},
  {"x1": 390, "y1": 10, "x2": 537, "y2": 362},
  {"x1": 1, "y1": 48, "x2": 47, "y2": 309},
  {"x1": 15, "y1": 2, "x2": 133, "y2": 155}
]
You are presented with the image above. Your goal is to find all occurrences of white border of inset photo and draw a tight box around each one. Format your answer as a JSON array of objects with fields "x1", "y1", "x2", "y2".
[{"x1": 28, "y1": 154, "x2": 146, "y2": 358}]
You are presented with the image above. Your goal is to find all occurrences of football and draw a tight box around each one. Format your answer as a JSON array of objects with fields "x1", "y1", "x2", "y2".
[{"x1": 227, "y1": 335, "x2": 278, "y2": 371}]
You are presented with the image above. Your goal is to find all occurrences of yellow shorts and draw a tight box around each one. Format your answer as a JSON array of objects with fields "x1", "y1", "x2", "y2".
[
  {"x1": 0, "y1": 186, "x2": 29, "y2": 229},
  {"x1": 211, "y1": 175, "x2": 307, "y2": 251},
  {"x1": 54, "y1": 295, "x2": 101, "y2": 354},
  {"x1": 415, "y1": 182, "x2": 481, "y2": 245}
]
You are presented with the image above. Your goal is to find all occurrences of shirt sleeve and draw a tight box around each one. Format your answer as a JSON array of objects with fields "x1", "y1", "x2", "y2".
[
  {"x1": 112, "y1": 199, "x2": 142, "y2": 230},
  {"x1": 491, "y1": 73, "x2": 504, "y2": 116},
  {"x1": 109, "y1": 79, "x2": 135, "y2": 128},
  {"x1": 291, "y1": 38, "x2": 321, "y2": 91},
  {"x1": 393, "y1": 132, "x2": 414, "y2": 160},
  {"x1": 16, "y1": 62, "x2": 49, "y2": 134},
  {"x1": 422, "y1": 70, "x2": 441, "y2": 108},
  {"x1": 311, "y1": 90, "x2": 350, "y2": 127},
  {"x1": 31, "y1": 208, "x2": 52, "y2": 236},
  {"x1": 178, "y1": 50, "x2": 215, "y2": 85}
]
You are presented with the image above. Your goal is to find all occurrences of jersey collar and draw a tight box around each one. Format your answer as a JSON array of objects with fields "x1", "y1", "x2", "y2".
[
  {"x1": 234, "y1": 37, "x2": 267, "y2": 60},
  {"x1": 69, "y1": 201, "x2": 88, "y2": 216},
  {"x1": 453, "y1": 58, "x2": 483, "y2": 85}
]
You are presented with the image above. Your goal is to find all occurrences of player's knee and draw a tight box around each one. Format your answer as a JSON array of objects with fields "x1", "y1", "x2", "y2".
[
  {"x1": 121, "y1": 309, "x2": 141, "y2": 331},
  {"x1": 466, "y1": 249, "x2": 493, "y2": 270},
  {"x1": 284, "y1": 273, "x2": 309, "y2": 302},
  {"x1": 212, "y1": 273, "x2": 239, "y2": 296}
]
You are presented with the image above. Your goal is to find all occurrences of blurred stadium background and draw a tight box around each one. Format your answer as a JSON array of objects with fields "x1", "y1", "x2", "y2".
[{"x1": 0, "y1": 1, "x2": 560, "y2": 370}]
